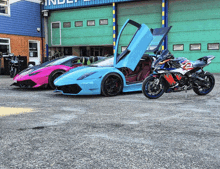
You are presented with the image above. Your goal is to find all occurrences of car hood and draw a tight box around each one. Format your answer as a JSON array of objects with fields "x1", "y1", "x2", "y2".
[
  {"x1": 54, "y1": 66, "x2": 112, "y2": 86},
  {"x1": 18, "y1": 56, "x2": 77, "y2": 75},
  {"x1": 18, "y1": 65, "x2": 45, "y2": 75}
]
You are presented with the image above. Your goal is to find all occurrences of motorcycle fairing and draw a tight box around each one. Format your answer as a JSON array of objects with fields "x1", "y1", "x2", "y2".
[
  {"x1": 146, "y1": 26, "x2": 172, "y2": 53},
  {"x1": 114, "y1": 19, "x2": 153, "y2": 71}
]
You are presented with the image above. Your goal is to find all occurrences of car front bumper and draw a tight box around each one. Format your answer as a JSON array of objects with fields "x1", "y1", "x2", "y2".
[{"x1": 55, "y1": 79, "x2": 101, "y2": 95}]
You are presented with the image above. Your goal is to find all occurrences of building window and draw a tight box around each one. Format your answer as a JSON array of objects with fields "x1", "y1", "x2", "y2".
[
  {"x1": 173, "y1": 44, "x2": 184, "y2": 51},
  {"x1": 0, "y1": 38, "x2": 10, "y2": 54},
  {"x1": 190, "y1": 44, "x2": 201, "y2": 51},
  {"x1": 0, "y1": 0, "x2": 10, "y2": 16},
  {"x1": 29, "y1": 41, "x2": 38, "y2": 58},
  {"x1": 75, "y1": 21, "x2": 83, "y2": 27},
  {"x1": 208, "y1": 43, "x2": 219, "y2": 50},
  {"x1": 87, "y1": 20, "x2": 95, "y2": 26},
  {"x1": 52, "y1": 23, "x2": 60, "y2": 28},
  {"x1": 100, "y1": 19, "x2": 108, "y2": 25},
  {"x1": 63, "y1": 22, "x2": 71, "y2": 28}
]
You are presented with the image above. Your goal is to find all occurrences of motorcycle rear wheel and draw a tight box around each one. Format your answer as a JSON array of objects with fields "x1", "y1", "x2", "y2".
[
  {"x1": 142, "y1": 76, "x2": 165, "y2": 99},
  {"x1": 193, "y1": 72, "x2": 215, "y2": 95}
]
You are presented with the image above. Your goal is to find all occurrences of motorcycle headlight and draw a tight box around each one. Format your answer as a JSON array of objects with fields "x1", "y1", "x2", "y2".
[
  {"x1": 154, "y1": 62, "x2": 163, "y2": 69},
  {"x1": 77, "y1": 72, "x2": 97, "y2": 80}
]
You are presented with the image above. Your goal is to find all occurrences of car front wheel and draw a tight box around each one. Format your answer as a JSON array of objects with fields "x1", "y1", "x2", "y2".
[{"x1": 101, "y1": 73, "x2": 123, "y2": 97}]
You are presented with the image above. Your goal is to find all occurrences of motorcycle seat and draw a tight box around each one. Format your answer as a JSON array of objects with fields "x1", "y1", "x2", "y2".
[{"x1": 192, "y1": 60, "x2": 206, "y2": 68}]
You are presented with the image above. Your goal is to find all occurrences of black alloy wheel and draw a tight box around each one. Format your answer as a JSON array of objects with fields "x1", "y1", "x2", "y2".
[
  {"x1": 101, "y1": 73, "x2": 123, "y2": 96},
  {"x1": 193, "y1": 72, "x2": 215, "y2": 95},
  {"x1": 49, "y1": 70, "x2": 66, "y2": 89}
]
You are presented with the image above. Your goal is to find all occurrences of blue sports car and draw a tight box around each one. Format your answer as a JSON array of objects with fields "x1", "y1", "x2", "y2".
[{"x1": 54, "y1": 19, "x2": 171, "y2": 96}]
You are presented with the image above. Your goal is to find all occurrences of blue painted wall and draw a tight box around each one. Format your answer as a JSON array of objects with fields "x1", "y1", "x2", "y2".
[{"x1": 0, "y1": 1, "x2": 43, "y2": 37}]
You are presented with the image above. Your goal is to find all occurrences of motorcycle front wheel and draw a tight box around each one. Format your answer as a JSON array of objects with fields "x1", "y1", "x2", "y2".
[
  {"x1": 142, "y1": 76, "x2": 165, "y2": 99},
  {"x1": 193, "y1": 72, "x2": 215, "y2": 95},
  {"x1": 10, "y1": 68, "x2": 17, "y2": 78}
]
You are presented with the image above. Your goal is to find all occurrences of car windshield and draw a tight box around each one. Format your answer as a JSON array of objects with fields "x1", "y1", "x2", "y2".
[
  {"x1": 90, "y1": 56, "x2": 114, "y2": 67},
  {"x1": 46, "y1": 56, "x2": 76, "y2": 66}
]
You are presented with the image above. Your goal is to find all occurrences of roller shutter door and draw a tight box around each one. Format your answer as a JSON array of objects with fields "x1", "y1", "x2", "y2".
[
  {"x1": 48, "y1": 6, "x2": 113, "y2": 47},
  {"x1": 117, "y1": 0, "x2": 161, "y2": 53},
  {"x1": 168, "y1": 0, "x2": 220, "y2": 73}
]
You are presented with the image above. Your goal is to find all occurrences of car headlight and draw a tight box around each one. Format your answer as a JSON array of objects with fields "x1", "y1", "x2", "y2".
[
  {"x1": 29, "y1": 71, "x2": 41, "y2": 76},
  {"x1": 77, "y1": 72, "x2": 97, "y2": 80}
]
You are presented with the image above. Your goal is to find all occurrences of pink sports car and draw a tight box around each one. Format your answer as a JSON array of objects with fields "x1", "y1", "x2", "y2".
[{"x1": 11, "y1": 56, "x2": 82, "y2": 89}]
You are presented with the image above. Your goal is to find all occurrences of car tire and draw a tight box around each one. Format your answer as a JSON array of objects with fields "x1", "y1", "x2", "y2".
[
  {"x1": 101, "y1": 73, "x2": 123, "y2": 97},
  {"x1": 49, "y1": 69, "x2": 66, "y2": 89}
]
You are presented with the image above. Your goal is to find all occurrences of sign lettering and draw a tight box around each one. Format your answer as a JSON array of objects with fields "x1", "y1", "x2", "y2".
[{"x1": 45, "y1": 0, "x2": 91, "y2": 6}]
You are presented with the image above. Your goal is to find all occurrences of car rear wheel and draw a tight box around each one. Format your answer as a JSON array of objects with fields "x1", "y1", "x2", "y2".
[
  {"x1": 49, "y1": 70, "x2": 66, "y2": 89},
  {"x1": 101, "y1": 73, "x2": 123, "y2": 96}
]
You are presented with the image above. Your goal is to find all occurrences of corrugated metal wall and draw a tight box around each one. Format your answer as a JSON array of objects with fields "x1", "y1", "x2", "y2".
[
  {"x1": 117, "y1": 0, "x2": 162, "y2": 53},
  {"x1": 0, "y1": 1, "x2": 42, "y2": 37},
  {"x1": 168, "y1": 0, "x2": 220, "y2": 73},
  {"x1": 48, "y1": 5, "x2": 113, "y2": 47}
]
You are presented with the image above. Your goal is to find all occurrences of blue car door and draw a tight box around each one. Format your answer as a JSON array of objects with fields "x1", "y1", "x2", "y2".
[
  {"x1": 114, "y1": 19, "x2": 172, "y2": 71},
  {"x1": 114, "y1": 19, "x2": 153, "y2": 71},
  {"x1": 145, "y1": 26, "x2": 172, "y2": 53}
]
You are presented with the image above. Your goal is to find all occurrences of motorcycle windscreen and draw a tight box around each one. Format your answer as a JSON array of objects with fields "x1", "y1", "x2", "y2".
[
  {"x1": 114, "y1": 19, "x2": 153, "y2": 71},
  {"x1": 146, "y1": 26, "x2": 172, "y2": 53}
]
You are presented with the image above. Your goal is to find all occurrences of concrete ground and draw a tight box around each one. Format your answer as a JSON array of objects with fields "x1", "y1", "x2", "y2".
[{"x1": 0, "y1": 74, "x2": 220, "y2": 168}]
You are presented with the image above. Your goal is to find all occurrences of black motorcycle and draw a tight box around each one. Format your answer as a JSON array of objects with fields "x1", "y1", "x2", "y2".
[
  {"x1": 142, "y1": 49, "x2": 215, "y2": 99},
  {"x1": 6, "y1": 54, "x2": 23, "y2": 78}
]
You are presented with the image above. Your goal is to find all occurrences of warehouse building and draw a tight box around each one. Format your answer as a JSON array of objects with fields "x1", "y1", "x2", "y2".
[{"x1": 43, "y1": 0, "x2": 220, "y2": 72}]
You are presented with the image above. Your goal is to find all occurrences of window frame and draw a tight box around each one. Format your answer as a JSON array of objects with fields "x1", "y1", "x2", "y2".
[
  {"x1": 28, "y1": 40, "x2": 41, "y2": 65},
  {"x1": 190, "y1": 43, "x2": 201, "y2": 51},
  {"x1": 87, "y1": 20, "x2": 95, "y2": 26},
  {"x1": 99, "y1": 19, "x2": 108, "y2": 25},
  {"x1": 173, "y1": 44, "x2": 184, "y2": 51},
  {"x1": 0, "y1": 37, "x2": 11, "y2": 54},
  {"x1": 63, "y1": 22, "x2": 71, "y2": 28},
  {"x1": 52, "y1": 23, "x2": 60, "y2": 29},
  {"x1": 75, "y1": 21, "x2": 83, "y2": 27},
  {"x1": 28, "y1": 40, "x2": 40, "y2": 58},
  {"x1": 207, "y1": 43, "x2": 219, "y2": 50},
  {"x1": 0, "y1": 0, "x2": 10, "y2": 16}
]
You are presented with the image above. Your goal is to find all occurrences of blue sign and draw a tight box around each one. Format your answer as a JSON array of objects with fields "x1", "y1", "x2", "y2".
[{"x1": 44, "y1": 0, "x2": 135, "y2": 10}]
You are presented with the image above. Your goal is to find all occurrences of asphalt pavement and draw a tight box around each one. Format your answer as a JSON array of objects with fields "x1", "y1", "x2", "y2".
[{"x1": 0, "y1": 74, "x2": 220, "y2": 168}]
